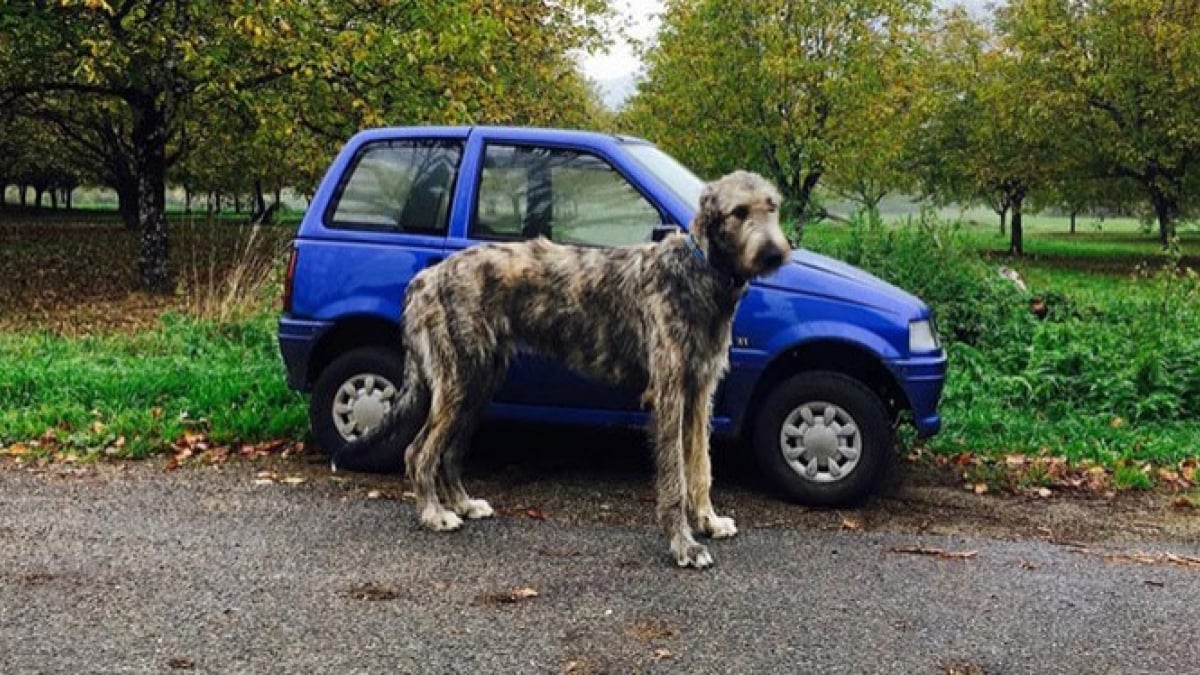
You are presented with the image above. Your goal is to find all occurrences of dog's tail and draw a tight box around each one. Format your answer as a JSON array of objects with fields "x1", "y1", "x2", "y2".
[{"x1": 331, "y1": 346, "x2": 431, "y2": 474}]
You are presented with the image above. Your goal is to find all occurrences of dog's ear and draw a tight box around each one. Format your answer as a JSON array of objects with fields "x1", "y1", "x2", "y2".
[{"x1": 695, "y1": 182, "x2": 724, "y2": 237}]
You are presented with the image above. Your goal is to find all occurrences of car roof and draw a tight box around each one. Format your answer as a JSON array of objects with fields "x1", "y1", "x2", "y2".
[{"x1": 346, "y1": 125, "x2": 651, "y2": 147}]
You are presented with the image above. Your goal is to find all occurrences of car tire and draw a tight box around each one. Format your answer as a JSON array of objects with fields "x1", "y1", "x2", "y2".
[
  {"x1": 752, "y1": 371, "x2": 893, "y2": 506},
  {"x1": 309, "y1": 345, "x2": 405, "y2": 469}
]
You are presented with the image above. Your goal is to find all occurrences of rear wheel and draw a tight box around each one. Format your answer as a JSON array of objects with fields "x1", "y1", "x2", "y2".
[
  {"x1": 752, "y1": 371, "x2": 893, "y2": 506},
  {"x1": 309, "y1": 346, "x2": 404, "y2": 460}
]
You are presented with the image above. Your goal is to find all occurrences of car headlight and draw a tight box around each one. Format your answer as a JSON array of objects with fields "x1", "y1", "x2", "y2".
[{"x1": 909, "y1": 318, "x2": 941, "y2": 353}]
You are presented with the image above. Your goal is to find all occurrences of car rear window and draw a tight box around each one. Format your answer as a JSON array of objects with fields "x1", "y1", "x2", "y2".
[{"x1": 326, "y1": 140, "x2": 463, "y2": 234}]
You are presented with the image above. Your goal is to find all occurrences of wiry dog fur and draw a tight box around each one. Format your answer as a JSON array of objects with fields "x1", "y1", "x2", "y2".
[{"x1": 335, "y1": 171, "x2": 790, "y2": 568}]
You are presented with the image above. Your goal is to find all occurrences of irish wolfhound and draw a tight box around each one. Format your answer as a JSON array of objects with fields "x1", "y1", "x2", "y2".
[{"x1": 336, "y1": 171, "x2": 790, "y2": 568}]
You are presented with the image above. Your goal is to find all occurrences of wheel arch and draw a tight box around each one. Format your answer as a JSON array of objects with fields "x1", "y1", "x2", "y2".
[
  {"x1": 307, "y1": 314, "x2": 404, "y2": 388},
  {"x1": 741, "y1": 339, "x2": 910, "y2": 441}
]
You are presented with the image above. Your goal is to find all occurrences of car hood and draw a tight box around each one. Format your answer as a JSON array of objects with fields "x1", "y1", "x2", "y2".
[{"x1": 755, "y1": 250, "x2": 928, "y2": 318}]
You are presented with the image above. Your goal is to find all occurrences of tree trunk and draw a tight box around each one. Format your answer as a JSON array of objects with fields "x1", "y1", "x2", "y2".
[
  {"x1": 19, "y1": 185, "x2": 28, "y2": 207},
  {"x1": 252, "y1": 179, "x2": 267, "y2": 219},
  {"x1": 184, "y1": 186, "x2": 192, "y2": 214},
  {"x1": 1009, "y1": 194, "x2": 1025, "y2": 256},
  {"x1": 50, "y1": 189, "x2": 58, "y2": 209},
  {"x1": 132, "y1": 97, "x2": 172, "y2": 293},
  {"x1": 233, "y1": 193, "x2": 241, "y2": 214},
  {"x1": 1070, "y1": 210, "x2": 1076, "y2": 234},
  {"x1": 65, "y1": 188, "x2": 73, "y2": 210},
  {"x1": 34, "y1": 186, "x2": 45, "y2": 208},
  {"x1": 117, "y1": 180, "x2": 140, "y2": 230},
  {"x1": 0, "y1": 184, "x2": 6, "y2": 208},
  {"x1": 274, "y1": 186, "x2": 282, "y2": 207},
  {"x1": 998, "y1": 206, "x2": 1008, "y2": 236},
  {"x1": 1150, "y1": 189, "x2": 1177, "y2": 249}
]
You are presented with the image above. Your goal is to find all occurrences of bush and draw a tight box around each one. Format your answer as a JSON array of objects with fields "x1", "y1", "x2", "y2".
[{"x1": 804, "y1": 213, "x2": 1200, "y2": 465}]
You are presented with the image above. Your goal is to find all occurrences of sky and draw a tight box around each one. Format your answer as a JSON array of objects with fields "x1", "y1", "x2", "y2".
[{"x1": 579, "y1": 0, "x2": 663, "y2": 108}]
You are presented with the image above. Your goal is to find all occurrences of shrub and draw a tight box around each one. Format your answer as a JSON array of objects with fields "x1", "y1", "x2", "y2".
[{"x1": 803, "y1": 213, "x2": 1200, "y2": 465}]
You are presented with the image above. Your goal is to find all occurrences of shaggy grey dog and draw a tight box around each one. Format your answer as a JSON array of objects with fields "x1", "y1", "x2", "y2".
[{"x1": 336, "y1": 170, "x2": 790, "y2": 568}]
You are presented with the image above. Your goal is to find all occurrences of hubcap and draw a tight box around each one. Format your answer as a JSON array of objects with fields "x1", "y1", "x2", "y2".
[
  {"x1": 779, "y1": 401, "x2": 862, "y2": 483},
  {"x1": 332, "y1": 373, "x2": 397, "y2": 441}
]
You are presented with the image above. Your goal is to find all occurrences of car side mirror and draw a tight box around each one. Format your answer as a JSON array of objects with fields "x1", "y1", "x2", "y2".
[{"x1": 651, "y1": 223, "x2": 682, "y2": 242}]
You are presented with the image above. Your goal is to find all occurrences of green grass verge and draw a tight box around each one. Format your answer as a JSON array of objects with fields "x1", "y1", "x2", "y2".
[
  {"x1": 0, "y1": 313, "x2": 307, "y2": 457},
  {"x1": 803, "y1": 215, "x2": 1200, "y2": 468}
]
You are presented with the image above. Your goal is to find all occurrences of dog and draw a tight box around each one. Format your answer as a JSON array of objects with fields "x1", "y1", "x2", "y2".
[{"x1": 335, "y1": 170, "x2": 790, "y2": 568}]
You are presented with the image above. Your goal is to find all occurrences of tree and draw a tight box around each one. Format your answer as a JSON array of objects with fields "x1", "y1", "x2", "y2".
[
  {"x1": 1002, "y1": 0, "x2": 1200, "y2": 247},
  {"x1": 621, "y1": 0, "x2": 930, "y2": 221},
  {"x1": 910, "y1": 6, "x2": 1066, "y2": 255},
  {"x1": 0, "y1": 0, "x2": 612, "y2": 292}
]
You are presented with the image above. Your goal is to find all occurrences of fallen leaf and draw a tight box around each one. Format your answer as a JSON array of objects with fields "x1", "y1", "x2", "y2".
[
  {"x1": 973, "y1": 483, "x2": 988, "y2": 495},
  {"x1": 252, "y1": 478, "x2": 275, "y2": 486},
  {"x1": 346, "y1": 582, "x2": 405, "y2": 601},
  {"x1": 841, "y1": 517, "x2": 862, "y2": 531},
  {"x1": 652, "y1": 648, "x2": 673, "y2": 660},
  {"x1": 167, "y1": 657, "x2": 195, "y2": 670},
  {"x1": 526, "y1": 507, "x2": 546, "y2": 520},
  {"x1": 3, "y1": 443, "x2": 30, "y2": 457},
  {"x1": 1144, "y1": 579, "x2": 1165, "y2": 587},
  {"x1": 366, "y1": 490, "x2": 383, "y2": 499},
  {"x1": 1036, "y1": 487, "x2": 1052, "y2": 498},
  {"x1": 483, "y1": 586, "x2": 539, "y2": 604},
  {"x1": 1171, "y1": 496, "x2": 1196, "y2": 509},
  {"x1": 280, "y1": 475, "x2": 306, "y2": 486},
  {"x1": 889, "y1": 546, "x2": 979, "y2": 560}
]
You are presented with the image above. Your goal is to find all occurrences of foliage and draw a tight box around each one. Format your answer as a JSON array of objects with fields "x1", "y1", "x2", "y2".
[
  {"x1": 621, "y1": 0, "x2": 930, "y2": 219},
  {"x1": 805, "y1": 214, "x2": 1200, "y2": 465},
  {"x1": 1001, "y1": 0, "x2": 1200, "y2": 246},
  {"x1": 909, "y1": 7, "x2": 1070, "y2": 255},
  {"x1": 0, "y1": 0, "x2": 613, "y2": 290}
]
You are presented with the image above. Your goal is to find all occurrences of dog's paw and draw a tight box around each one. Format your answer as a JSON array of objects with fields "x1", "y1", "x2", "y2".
[
  {"x1": 672, "y1": 539, "x2": 714, "y2": 569},
  {"x1": 701, "y1": 513, "x2": 738, "y2": 539},
  {"x1": 457, "y1": 498, "x2": 494, "y2": 520},
  {"x1": 420, "y1": 507, "x2": 464, "y2": 532}
]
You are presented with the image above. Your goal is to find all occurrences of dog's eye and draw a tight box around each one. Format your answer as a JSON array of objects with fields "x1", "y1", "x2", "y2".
[{"x1": 730, "y1": 205, "x2": 749, "y2": 219}]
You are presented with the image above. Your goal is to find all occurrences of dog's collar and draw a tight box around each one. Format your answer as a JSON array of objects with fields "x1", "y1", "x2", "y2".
[{"x1": 685, "y1": 234, "x2": 746, "y2": 289}]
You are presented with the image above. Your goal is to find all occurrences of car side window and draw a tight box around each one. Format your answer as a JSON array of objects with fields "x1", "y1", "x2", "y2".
[
  {"x1": 471, "y1": 144, "x2": 662, "y2": 246},
  {"x1": 327, "y1": 140, "x2": 462, "y2": 233}
]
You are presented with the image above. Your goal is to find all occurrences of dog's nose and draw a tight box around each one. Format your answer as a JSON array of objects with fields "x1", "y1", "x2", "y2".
[{"x1": 757, "y1": 247, "x2": 786, "y2": 270}]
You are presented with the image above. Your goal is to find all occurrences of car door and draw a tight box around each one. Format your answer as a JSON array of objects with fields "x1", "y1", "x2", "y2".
[{"x1": 447, "y1": 136, "x2": 668, "y2": 411}]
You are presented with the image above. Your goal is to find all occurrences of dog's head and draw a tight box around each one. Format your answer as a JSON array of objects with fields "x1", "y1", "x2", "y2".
[{"x1": 692, "y1": 171, "x2": 790, "y2": 281}]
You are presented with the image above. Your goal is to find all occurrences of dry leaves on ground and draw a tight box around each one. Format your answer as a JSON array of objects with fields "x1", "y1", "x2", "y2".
[{"x1": 888, "y1": 546, "x2": 979, "y2": 560}]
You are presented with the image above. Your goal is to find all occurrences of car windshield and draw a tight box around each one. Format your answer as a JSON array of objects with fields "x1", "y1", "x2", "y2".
[{"x1": 623, "y1": 143, "x2": 705, "y2": 210}]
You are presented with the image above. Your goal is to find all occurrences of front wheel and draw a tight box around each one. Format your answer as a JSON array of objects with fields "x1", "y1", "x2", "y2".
[{"x1": 752, "y1": 371, "x2": 894, "y2": 506}]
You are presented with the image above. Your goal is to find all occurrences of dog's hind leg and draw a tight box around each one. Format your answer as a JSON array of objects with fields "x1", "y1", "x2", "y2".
[
  {"x1": 408, "y1": 382, "x2": 464, "y2": 532},
  {"x1": 650, "y1": 376, "x2": 712, "y2": 569},
  {"x1": 439, "y1": 364, "x2": 505, "y2": 520},
  {"x1": 685, "y1": 379, "x2": 737, "y2": 539}
]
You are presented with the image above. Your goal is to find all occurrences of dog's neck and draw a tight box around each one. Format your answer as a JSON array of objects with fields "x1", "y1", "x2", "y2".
[{"x1": 686, "y1": 233, "x2": 747, "y2": 289}]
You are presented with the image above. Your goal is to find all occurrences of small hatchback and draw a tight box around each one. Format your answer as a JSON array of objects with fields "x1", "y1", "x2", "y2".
[{"x1": 279, "y1": 126, "x2": 946, "y2": 505}]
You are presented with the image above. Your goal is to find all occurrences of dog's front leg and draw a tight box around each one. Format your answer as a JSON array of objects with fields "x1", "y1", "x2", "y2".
[
  {"x1": 652, "y1": 384, "x2": 713, "y2": 569},
  {"x1": 684, "y1": 385, "x2": 738, "y2": 540}
]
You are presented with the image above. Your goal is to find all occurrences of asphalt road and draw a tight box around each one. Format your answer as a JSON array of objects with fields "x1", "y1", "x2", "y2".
[{"x1": 2, "y1": 438, "x2": 1198, "y2": 674}]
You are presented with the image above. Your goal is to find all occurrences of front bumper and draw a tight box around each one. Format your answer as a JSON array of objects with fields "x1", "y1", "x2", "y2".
[
  {"x1": 888, "y1": 351, "x2": 948, "y2": 438},
  {"x1": 277, "y1": 316, "x2": 332, "y2": 391}
]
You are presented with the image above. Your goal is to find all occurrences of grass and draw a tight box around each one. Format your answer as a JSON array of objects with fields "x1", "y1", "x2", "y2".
[
  {"x1": 0, "y1": 313, "x2": 308, "y2": 457},
  {"x1": 802, "y1": 213, "x2": 1200, "y2": 469},
  {"x1": 1, "y1": 208, "x2": 1197, "y2": 480}
]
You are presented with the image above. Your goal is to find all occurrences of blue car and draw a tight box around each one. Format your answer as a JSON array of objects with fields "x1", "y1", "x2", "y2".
[{"x1": 278, "y1": 126, "x2": 946, "y2": 505}]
